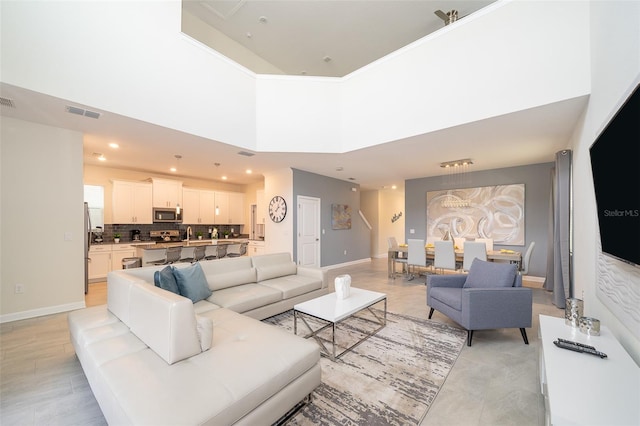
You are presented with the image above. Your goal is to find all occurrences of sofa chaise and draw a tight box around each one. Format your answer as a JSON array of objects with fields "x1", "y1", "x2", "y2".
[{"x1": 69, "y1": 252, "x2": 329, "y2": 425}]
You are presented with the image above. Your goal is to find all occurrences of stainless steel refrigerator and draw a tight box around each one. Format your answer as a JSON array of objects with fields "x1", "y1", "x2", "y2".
[{"x1": 84, "y1": 202, "x2": 91, "y2": 294}]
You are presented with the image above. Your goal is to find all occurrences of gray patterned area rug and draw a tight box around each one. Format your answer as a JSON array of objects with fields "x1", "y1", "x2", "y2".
[{"x1": 263, "y1": 309, "x2": 466, "y2": 425}]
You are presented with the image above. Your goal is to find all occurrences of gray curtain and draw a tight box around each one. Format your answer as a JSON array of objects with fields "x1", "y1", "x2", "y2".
[{"x1": 545, "y1": 150, "x2": 572, "y2": 308}]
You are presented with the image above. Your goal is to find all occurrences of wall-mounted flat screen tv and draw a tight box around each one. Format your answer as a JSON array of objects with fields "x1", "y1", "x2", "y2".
[{"x1": 589, "y1": 82, "x2": 640, "y2": 267}]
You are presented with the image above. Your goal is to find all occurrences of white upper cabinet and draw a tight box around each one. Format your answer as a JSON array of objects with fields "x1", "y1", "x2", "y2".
[
  {"x1": 151, "y1": 178, "x2": 182, "y2": 208},
  {"x1": 182, "y1": 188, "x2": 216, "y2": 224},
  {"x1": 111, "y1": 180, "x2": 152, "y2": 224},
  {"x1": 228, "y1": 192, "x2": 245, "y2": 225},
  {"x1": 214, "y1": 191, "x2": 245, "y2": 225},
  {"x1": 214, "y1": 191, "x2": 229, "y2": 224}
]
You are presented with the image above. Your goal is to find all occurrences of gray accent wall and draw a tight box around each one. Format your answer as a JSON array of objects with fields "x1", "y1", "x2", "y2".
[
  {"x1": 293, "y1": 169, "x2": 371, "y2": 267},
  {"x1": 405, "y1": 162, "x2": 553, "y2": 278}
]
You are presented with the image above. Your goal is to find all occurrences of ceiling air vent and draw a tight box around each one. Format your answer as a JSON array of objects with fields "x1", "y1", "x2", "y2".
[
  {"x1": 66, "y1": 105, "x2": 101, "y2": 119},
  {"x1": 0, "y1": 97, "x2": 16, "y2": 108},
  {"x1": 237, "y1": 151, "x2": 255, "y2": 157}
]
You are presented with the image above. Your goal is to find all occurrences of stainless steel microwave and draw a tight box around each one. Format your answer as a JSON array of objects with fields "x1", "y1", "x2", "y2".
[{"x1": 153, "y1": 208, "x2": 183, "y2": 223}]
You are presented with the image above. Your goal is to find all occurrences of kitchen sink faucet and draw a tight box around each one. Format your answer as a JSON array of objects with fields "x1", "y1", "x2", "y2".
[{"x1": 186, "y1": 226, "x2": 192, "y2": 242}]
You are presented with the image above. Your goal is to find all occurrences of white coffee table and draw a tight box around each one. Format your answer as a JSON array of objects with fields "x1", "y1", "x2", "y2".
[{"x1": 293, "y1": 287, "x2": 387, "y2": 361}]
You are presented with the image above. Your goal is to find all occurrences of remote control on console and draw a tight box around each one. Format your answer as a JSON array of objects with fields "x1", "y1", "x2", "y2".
[
  {"x1": 553, "y1": 340, "x2": 607, "y2": 358},
  {"x1": 556, "y1": 338, "x2": 596, "y2": 350}
]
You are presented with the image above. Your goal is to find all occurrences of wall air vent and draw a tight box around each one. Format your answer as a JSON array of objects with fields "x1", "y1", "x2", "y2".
[
  {"x1": 237, "y1": 151, "x2": 255, "y2": 157},
  {"x1": 0, "y1": 97, "x2": 16, "y2": 108},
  {"x1": 66, "y1": 105, "x2": 101, "y2": 119}
]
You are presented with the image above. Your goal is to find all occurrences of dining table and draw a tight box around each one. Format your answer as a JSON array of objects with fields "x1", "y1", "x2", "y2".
[{"x1": 387, "y1": 244, "x2": 522, "y2": 278}]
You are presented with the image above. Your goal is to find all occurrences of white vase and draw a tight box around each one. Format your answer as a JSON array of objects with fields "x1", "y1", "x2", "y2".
[
  {"x1": 335, "y1": 274, "x2": 351, "y2": 300},
  {"x1": 114, "y1": 238, "x2": 120, "y2": 244}
]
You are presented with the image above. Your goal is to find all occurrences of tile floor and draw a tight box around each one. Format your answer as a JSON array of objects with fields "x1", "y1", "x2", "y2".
[{"x1": 0, "y1": 258, "x2": 563, "y2": 425}]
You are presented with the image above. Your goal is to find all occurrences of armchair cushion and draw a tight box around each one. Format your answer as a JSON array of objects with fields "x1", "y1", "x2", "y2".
[
  {"x1": 431, "y1": 287, "x2": 463, "y2": 311},
  {"x1": 463, "y1": 259, "x2": 517, "y2": 289}
]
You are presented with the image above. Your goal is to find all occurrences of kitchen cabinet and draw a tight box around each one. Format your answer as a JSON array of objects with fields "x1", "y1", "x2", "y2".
[
  {"x1": 214, "y1": 191, "x2": 244, "y2": 224},
  {"x1": 248, "y1": 240, "x2": 265, "y2": 257},
  {"x1": 182, "y1": 188, "x2": 216, "y2": 224},
  {"x1": 228, "y1": 192, "x2": 245, "y2": 225},
  {"x1": 89, "y1": 243, "x2": 145, "y2": 280},
  {"x1": 88, "y1": 245, "x2": 111, "y2": 280},
  {"x1": 111, "y1": 180, "x2": 153, "y2": 224},
  {"x1": 151, "y1": 178, "x2": 182, "y2": 208},
  {"x1": 111, "y1": 244, "x2": 136, "y2": 271}
]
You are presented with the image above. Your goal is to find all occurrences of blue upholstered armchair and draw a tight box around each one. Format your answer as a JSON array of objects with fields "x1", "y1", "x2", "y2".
[{"x1": 427, "y1": 259, "x2": 532, "y2": 346}]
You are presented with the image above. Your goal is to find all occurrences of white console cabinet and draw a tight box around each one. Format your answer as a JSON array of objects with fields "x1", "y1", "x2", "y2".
[{"x1": 538, "y1": 315, "x2": 639, "y2": 425}]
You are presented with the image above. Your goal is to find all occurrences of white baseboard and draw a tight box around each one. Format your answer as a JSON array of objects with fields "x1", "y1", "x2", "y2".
[
  {"x1": 0, "y1": 301, "x2": 86, "y2": 324},
  {"x1": 323, "y1": 258, "x2": 371, "y2": 270}
]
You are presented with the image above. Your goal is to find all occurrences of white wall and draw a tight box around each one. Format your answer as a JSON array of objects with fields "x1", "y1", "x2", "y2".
[
  {"x1": 256, "y1": 75, "x2": 343, "y2": 152},
  {"x1": 376, "y1": 190, "x2": 406, "y2": 258},
  {"x1": 572, "y1": 1, "x2": 640, "y2": 364},
  {"x1": 1, "y1": 118, "x2": 85, "y2": 321},
  {"x1": 339, "y1": 0, "x2": 591, "y2": 151},
  {"x1": 263, "y1": 168, "x2": 294, "y2": 255},
  {"x1": 1, "y1": 0, "x2": 258, "y2": 150}
]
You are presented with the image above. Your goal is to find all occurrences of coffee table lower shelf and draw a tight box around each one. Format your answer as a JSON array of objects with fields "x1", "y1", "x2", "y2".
[{"x1": 293, "y1": 290, "x2": 387, "y2": 361}]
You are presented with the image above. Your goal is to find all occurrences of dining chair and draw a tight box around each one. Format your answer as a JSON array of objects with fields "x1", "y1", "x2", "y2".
[
  {"x1": 407, "y1": 239, "x2": 427, "y2": 280},
  {"x1": 462, "y1": 241, "x2": 487, "y2": 272},
  {"x1": 388, "y1": 237, "x2": 408, "y2": 279},
  {"x1": 434, "y1": 240, "x2": 457, "y2": 274},
  {"x1": 475, "y1": 238, "x2": 494, "y2": 252},
  {"x1": 453, "y1": 237, "x2": 466, "y2": 250},
  {"x1": 426, "y1": 236, "x2": 441, "y2": 246},
  {"x1": 520, "y1": 241, "x2": 536, "y2": 275}
]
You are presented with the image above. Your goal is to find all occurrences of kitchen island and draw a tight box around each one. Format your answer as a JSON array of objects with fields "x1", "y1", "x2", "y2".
[{"x1": 136, "y1": 239, "x2": 249, "y2": 266}]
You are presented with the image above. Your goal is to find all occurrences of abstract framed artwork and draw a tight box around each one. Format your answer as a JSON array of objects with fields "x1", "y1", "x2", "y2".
[
  {"x1": 426, "y1": 184, "x2": 525, "y2": 245},
  {"x1": 332, "y1": 204, "x2": 352, "y2": 230}
]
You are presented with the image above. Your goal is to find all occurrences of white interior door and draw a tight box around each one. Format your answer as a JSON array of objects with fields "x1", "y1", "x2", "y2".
[{"x1": 297, "y1": 196, "x2": 321, "y2": 268}]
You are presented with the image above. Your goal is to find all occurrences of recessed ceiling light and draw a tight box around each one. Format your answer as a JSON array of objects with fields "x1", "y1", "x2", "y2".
[
  {"x1": 246, "y1": 32, "x2": 252, "y2": 38},
  {"x1": 336, "y1": 166, "x2": 344, "y2": 172},
  {"x1": 323, "y1": 56, "x2": 332, "y2": 63},
  {"x1": 222, "y1": 176, "x2": 227, "y2": 180},
  {"x1": 108, "y1": 143, "x2": 119, "y2": 149},
  {"x1": 258, "y1": 16, "x2": 267, "y2": 23},
  {"x1": 246, "y1": 169, "x2": 252, "y2": 174},
  {"x1": 391, "y1": 185, "x2": 397, "y2": 189},
  {"x1": 170, "y1": 167, "x2": 177, "y2": 172}
]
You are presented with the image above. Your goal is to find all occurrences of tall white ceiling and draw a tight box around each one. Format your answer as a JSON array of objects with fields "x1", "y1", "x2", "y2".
[{"x1": 182, "y1": 0, "x2": 496, "y2": 77}]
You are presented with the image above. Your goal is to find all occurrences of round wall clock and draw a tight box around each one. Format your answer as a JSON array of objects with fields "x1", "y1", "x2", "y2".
[{"x1": 268, "y1": 195, "x2": 287, "y2": 223}]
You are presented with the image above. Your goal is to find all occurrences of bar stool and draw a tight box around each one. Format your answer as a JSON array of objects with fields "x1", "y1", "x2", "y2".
[
  {"x1": 148, "y1": 246, "x2": 182, "y2": 265},
  {"x1": 204, "y1": 244, "x2": 227, "y2": 260},
  {"x1": 226, "y1": 242, "x2": 247, "y2": 258}
]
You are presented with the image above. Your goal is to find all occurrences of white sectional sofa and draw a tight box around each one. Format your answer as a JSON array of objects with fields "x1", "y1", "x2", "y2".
[{"x1": 69, "y1": 252, "x2": 328, "y2": 425}]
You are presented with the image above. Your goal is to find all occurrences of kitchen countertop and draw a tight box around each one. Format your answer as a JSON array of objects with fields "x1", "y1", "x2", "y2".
[{"x1": 135, "y1": 239, "x2": 249, "y2": 250}]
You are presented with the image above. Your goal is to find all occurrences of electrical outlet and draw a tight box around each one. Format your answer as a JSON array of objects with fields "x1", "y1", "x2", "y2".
[
  {"x1": 15, "y1": 284, "x2": 24, "y2": 294},
  {"x1": 343, "y1": 250, "x2": 347, "y2": 255}
]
